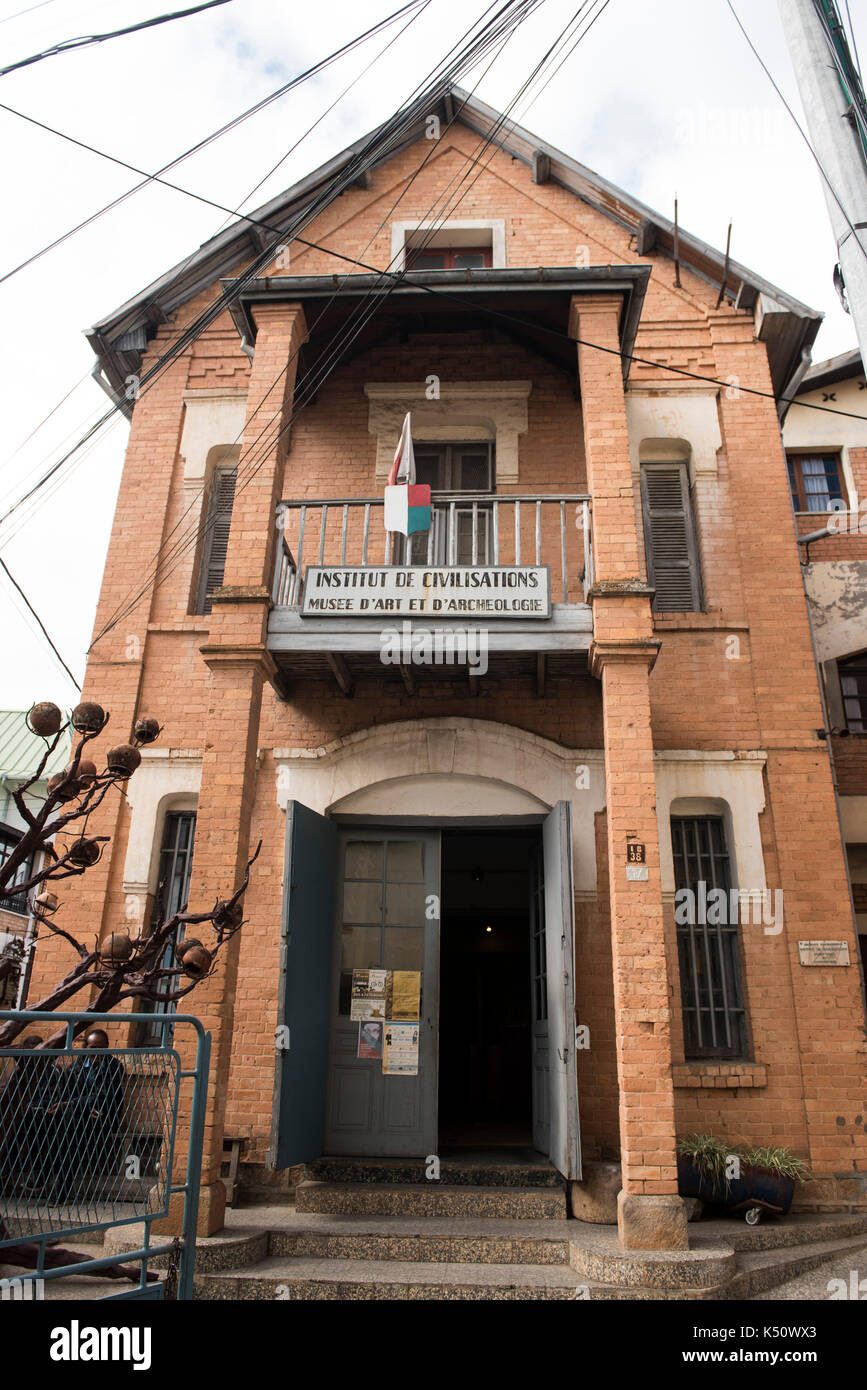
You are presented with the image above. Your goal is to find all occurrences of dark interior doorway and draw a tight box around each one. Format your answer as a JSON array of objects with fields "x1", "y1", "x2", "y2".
[{"x1": 438, "y1": 828, "x2": 536, "y2": 1148}]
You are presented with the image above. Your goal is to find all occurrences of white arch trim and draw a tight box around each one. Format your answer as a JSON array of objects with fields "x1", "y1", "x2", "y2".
[
  {"x1": 122, "y1": 749, "x2": 202, "y2": 897},
  {"x1": 274, "y1": 718, "x2": 606, "y2": 896}
]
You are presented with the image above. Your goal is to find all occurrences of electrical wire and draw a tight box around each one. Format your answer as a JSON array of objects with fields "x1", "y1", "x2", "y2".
[
  {"x1": 88, "y1": 0, "x2": 620, "y2": 643},
  {"x1": 0, "y1": 0, "x2": 434, "y2": 527},
  {"x1": 0, "y1": 0, "x2": 234, "y2": 77},
  {"x1": 0, "y1": 0, "x2": 65, "y2": 26},
  {"x1": 726, "y1": 0, "x2": 867, "y2": 268},
  {"x1": 0, "y1": 0, "x2": 428, "y2": 286},
  {"x1": 0, "y1": 0, "x2": 451, "y2": 532},
  {"x1": 86, "y1": 0, "x2": 558, "y2": 641},
  {"x1": 0, "y1": 554, "x2": 81, "y2": 689}
]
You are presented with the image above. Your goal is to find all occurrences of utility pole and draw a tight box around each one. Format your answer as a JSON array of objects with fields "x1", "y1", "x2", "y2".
[{"x1": 778, "y1": 0, "x2": 867, "y2": 365}]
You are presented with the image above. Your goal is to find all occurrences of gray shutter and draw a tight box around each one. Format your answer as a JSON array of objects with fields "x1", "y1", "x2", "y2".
[
  {"x1": 640, "y1": 463, "x2": 702, "y2": 612},
  {"x1": 198, "y1": 467, "x2": 237, "y2": 614}
]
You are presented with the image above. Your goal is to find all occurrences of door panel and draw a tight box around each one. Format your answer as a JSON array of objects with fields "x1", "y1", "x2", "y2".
[
  {"x1": 529, "y1": 843, "x2": 550, "y2": 1155},
  {"x1": 273, "y1": 802, "x2": 338, "y2": 1168},
  {"x1": 325, "y1": 829, "x2": 440, "y2": 1155},
  {"x1": 542, "y1": 802, "x2": 581, "y2": 1178}
]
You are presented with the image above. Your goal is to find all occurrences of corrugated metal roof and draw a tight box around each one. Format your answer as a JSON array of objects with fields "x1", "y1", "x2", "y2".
[{"x1": 0, "y1": 710, "x2": 74, "y2": 782}]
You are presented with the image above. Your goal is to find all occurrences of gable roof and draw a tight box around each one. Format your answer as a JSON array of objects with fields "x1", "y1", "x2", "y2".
[{"x1": 86, "y1": 85, "x2": 822, "y2": 410}]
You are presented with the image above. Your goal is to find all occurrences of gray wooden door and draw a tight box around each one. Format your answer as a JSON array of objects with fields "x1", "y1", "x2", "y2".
[
  {"x1": 541, "y1": 802, "x2": 581, "y2": 1178},
  {"x1": 531, "y1": 804, "x2": 581, "y2": 1177},
  {"x1": 530, "y1": 839, "x2": 551, "y2": 1155},
  {"x1": 324, "y1": 829, "x2": 440, "y2": 1156}
]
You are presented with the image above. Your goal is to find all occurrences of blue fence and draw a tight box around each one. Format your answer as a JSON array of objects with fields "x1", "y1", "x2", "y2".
[{"x1": 0, "y1": 1011, "x2": 210, "y2": 1301}]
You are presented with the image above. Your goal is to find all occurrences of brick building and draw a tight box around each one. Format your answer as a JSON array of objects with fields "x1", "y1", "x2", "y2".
[
  {"x1": 783, "y1": 347, "x2": 867, "y2": 1014},
  {"x1": 30, "y1": 87, "x2": 867, "y2": 1253}
]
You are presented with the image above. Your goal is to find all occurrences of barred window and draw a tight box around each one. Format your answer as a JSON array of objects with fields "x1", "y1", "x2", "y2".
[
  {"x1": 671, "y1": 815, "x2": 748, "y2": 1060},
  {"x1": 136, "y1": 810, "x2": 196, "y2": 1046}
]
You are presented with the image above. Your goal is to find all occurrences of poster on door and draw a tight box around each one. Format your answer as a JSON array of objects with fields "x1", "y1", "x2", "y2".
[
  {"x1": 357, "y1": 1020, "x2": 384, "y2": 1059},
  {"x1": 390, "y1": 970, "x2": 421, "y2": 1020},
  {"x1": 382, "y1": 1021, "x2": 420, "y2": 1075},
  {"x1": 350, "y1": 969, "x2": 388, "y2": 1020}
]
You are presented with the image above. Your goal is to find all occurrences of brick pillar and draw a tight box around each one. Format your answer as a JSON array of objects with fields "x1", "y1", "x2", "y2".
[
  {"x1": 176, "y1": 303, "x2": 307, "y2": 1234},
  {"x1": 572, "y1": 294, "x2": 688, "y2": 1250}
]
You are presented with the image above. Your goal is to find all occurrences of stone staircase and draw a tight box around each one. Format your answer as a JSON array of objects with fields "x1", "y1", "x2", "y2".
[{"x1": 190, "y1": 1157, "x2": 867, "y2": 1301}]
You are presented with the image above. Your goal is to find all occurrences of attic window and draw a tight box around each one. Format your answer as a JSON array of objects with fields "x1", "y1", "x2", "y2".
[
  {"x1": 391, "y1": 219, "x2": 505, "y2": 270},
  {"x1": 406, "y1": 246, "x2": 492, "y2": 270}
]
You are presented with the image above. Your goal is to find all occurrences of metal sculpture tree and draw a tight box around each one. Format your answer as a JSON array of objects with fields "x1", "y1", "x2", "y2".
[{"x1": 0, "y1": 699, "x2": 259, "y2": 1048}]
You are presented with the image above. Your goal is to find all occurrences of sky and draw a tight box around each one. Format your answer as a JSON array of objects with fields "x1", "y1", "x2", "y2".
[{"x1": 0, "y1": 0, "x2": 863, "y2": 711}]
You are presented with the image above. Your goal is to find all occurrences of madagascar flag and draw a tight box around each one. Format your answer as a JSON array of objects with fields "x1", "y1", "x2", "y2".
[{"x1": 384, "y1": 482, "x2": 432, "y2": 536}]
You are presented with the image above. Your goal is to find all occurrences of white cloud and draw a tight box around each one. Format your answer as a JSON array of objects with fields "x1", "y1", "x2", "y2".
[{"x1": 0, "y1": 0, "x2": 861, "y2": 706}]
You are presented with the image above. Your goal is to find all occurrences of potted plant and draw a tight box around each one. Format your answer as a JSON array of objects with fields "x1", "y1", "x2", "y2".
[{"x1": 677, "y1": 1134, "x2": 811, "y2": 1224}]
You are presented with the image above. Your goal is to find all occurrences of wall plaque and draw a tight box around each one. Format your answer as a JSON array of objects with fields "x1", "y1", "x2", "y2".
[{"x1": 798, "y1": 940, "x2": 850, "y2": 966}]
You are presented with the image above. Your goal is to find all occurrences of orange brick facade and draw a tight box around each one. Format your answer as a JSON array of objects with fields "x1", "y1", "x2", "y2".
[{"x1": 26, "y1": 118, "x2": 867, "y2": 1244}]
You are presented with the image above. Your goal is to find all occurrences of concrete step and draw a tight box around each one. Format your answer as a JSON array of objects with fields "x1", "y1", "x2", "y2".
[
  {"x1": 568, "y1": 1223, "x2": 735, "y2": 1293},
  {"x1": 295, "y1": 1180, "x2": 568, "y2": 1220},
  {"x1": 728, "y1": 1233, "x2": 867, "y2": 1299},
  {"x1": 267, "y1": 1212, "x2": 572, "y2": 1264},
  {"x1": 305, "y1": 1156, "x2": 564, "y2": 1189},
  {"x1": 695, "y1": 1211, "x2": 867, "y2": 1253},
  {"x1": 194, "y1": 1254, "x2": 591, "y2": 1300}
]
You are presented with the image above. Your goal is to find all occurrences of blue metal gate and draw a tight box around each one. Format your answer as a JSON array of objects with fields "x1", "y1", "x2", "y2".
[{"x1": 0, "y1": 1011, "x2": 210, "y2": 1301}]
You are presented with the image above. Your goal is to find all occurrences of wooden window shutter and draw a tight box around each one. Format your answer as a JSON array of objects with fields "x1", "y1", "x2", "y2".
[
  {"x1": 640, "y1": 463, "x2": 702, "y2": 612},
  {"x1": 197, "y1": 466, "x2": 237, "y2": 614}
]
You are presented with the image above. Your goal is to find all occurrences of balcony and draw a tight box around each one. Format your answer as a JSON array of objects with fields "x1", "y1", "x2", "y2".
[{"x1": 267, "y1": 493, "x2": 593, "y2": 694}]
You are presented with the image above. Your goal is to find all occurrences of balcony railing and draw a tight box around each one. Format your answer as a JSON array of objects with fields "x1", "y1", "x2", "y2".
[{"x1": 272, "y1": 493, "x2": 593, "y2": 608}]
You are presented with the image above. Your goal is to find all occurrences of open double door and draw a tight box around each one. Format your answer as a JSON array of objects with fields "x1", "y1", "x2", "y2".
[{"x1": 271, "y1": 803, "x2": 580, "y2": 1179}]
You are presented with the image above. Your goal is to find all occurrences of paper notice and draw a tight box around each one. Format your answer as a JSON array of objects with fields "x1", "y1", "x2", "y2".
[
  {"x1": 350, "y1": 968, "x2": 388, "y2": 1020},
  {"x1": 357, "y1": 1020, "x2": 384, "y2": 1059},
  {"x1": 382, "y1": 1021, "x2": 420, "y2": 1076},
  {"x1": 391, "y1": 970, "x2": 421, "y2": 1020}
]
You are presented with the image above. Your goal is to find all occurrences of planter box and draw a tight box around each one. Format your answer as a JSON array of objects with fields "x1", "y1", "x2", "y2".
[{"x1": 677, "y1": 1155, "x2": 795, "y2": 1220}]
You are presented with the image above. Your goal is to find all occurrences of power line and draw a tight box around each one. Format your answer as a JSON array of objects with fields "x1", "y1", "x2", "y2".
[
  {"x1": 0, "y1": 0, "x2": 446, "y2": 532},
  {"x1": 0, "y1": 0, "x2": 234, "y2": 77},
  {"x1": 0, "y1": 0, "x2": 64, "y2": 26},
  {"x1": 89, "y1": 2, "x2": 630, "y2": 643},
  {"x1": 0, "y1": 0, "x2": 428, "y2": 285},
  {"x1": 0, "y1": 553, "x2": 81, "y2": 690},
  {"x1": 726, "y1": 0, "x2": 867, "y2": 269},
  {"x1": 87, "y1": 0, "x2": 561, "y2": 642}
]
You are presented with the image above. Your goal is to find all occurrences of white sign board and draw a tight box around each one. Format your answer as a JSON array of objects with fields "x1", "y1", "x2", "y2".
[
  {"x1": 301, "y1": 566, "x2": 551, "y2": 618},
  {"x1": 797, "y1": 940, "x2": 850, "y2": 967}
]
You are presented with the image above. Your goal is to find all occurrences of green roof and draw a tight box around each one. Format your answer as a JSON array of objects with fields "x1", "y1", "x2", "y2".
[{"x1": 0, "y1": 710, "x2": 74, "y2": 783}]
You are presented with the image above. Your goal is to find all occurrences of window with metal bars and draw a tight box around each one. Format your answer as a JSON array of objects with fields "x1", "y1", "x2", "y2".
[
  {"x1": 786, "y1": 452, "x2": 844, "y2": 513},
  {"x1": 397, "y1": 441, "x2": 494, "y2": 565},
  {"x1": 671, "y1": 815, "x2": 748, "y2": 1060},
  {"x1": 195, "y1": 466, "x2": 236, "y2": 614},
  {"x1": 640, "y1": 462, "x2": 703, "y2": 612},
  {"x1": 135, "y1": 810, "x2": 196, "y2": 1046}
]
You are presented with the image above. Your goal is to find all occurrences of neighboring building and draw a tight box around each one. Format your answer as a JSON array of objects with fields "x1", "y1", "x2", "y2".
[
  {"x1": 783, "y1": 348, "x2": 867, "y2": 1011},
  {"x1": 0, "y1": 710, "x2": 72, "y2": 1003},
  {"x1": 29, "y1": 87, "x2": 867, "y2": 1253}
]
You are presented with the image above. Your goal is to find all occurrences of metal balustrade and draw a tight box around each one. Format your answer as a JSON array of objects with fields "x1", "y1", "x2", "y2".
[{"x1": 272, "y1": 494, "x2": 593, "y2": 609}]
